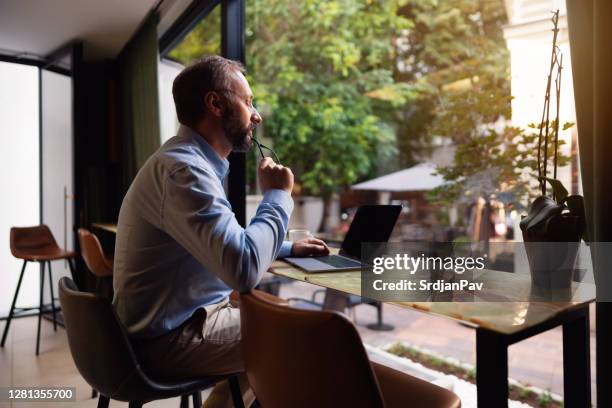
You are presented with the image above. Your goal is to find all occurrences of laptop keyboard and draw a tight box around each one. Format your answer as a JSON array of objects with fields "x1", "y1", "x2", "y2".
[{"x1": 316, "y1": 255, "x2": 361, "y2": 268}]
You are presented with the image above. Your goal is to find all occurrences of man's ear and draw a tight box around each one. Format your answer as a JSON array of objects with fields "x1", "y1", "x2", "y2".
[{"x1": 204, "y1": 91, "x2": 223, "y2": 117}]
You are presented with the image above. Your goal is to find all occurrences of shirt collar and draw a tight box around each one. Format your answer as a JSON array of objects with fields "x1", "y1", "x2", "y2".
[{"x1": 178, "y1": 125, "x2": 230, "y2": 180}]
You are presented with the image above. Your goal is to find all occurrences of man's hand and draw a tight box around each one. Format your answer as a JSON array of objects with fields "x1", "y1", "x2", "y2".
[
  {"x1": 258, "y1": 157, "x2": 294, "y2": 194},
  {"x1": 291, "y1": 237, "x2": 330, "y2": 257}
]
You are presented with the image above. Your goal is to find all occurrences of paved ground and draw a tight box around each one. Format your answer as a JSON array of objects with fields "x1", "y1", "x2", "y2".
[{"x1": 279, "y1": 279, "x2": 597, "y2": 400}]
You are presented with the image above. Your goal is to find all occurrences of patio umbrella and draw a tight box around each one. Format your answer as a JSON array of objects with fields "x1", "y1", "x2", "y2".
[{"x1": 352, "y1": 162, "x2": 445, "y2": 192}]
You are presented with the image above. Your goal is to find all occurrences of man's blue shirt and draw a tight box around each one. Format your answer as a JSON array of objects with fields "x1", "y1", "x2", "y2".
[{"x1": 113, "y1": 125, "x2": 293, "y2": 339}]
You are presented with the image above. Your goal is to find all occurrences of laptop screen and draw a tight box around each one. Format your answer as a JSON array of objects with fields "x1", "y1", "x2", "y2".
[{"x1": 341, "y1": 205, "x2": 402, "y2": 259}]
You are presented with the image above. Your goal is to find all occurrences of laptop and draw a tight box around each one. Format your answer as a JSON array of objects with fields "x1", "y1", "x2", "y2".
[{"x1": 283, "y1": 205, "x2": 402, "y2": 273}]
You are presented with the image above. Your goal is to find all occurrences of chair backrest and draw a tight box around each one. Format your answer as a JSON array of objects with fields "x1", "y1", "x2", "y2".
[
  {"x1": 240, "y1": 291, "x2": 385, "y2": 408},
  {"x1": 58, "y1": 277, "x2": 151, "y2": 401},
  {"x1": 10, "y1": 225, "x2": 59, "y2": 257},
  {"x1": 78, "y1": 228, "x2": 113, "y2": 277}
]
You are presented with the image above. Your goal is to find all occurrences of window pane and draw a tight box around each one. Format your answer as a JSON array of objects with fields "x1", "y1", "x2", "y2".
[
  {"x1": 168, "y1": 5, "x2": 221, "y2": 63},
  {"x1": 244, "y1": 0, "x2": 580, "y2": 246},
  {"x1": 160, "y1": 5, "x2": 222, "y2": 143},
  {"x1": 41, "y1": 69, "x2": 74, "y2": 290},
  {"x1": 166, "y1": 1, "x2": 582, "y2": 248},
  {"x1": 0, "y1": 61, "x2": 40, "y2": 315}
]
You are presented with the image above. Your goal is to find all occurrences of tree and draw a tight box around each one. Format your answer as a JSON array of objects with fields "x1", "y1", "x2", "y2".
[
  {"x1": 392, "y1": 0, "x2": 553, "y2": 210},
  {"x1": 245, "y1": 0, "x2": 418, "y2": 200},
  {"x1": 168, "y1": 6, "x2": 221, "y2": 61},
  {"x1": 406, "y1": 1, "x2": 570, "y2": 213},
  {"x1": 389, "y1": 0, "x2": 510, "y2": 166}
]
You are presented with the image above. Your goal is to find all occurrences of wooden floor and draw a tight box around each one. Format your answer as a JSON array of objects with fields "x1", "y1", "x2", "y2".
[{"x1": 0, "y1": 316, "x2": 209, "y2": 408}]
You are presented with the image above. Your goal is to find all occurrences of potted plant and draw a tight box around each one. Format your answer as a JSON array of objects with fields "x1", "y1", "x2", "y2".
[{"x1": 519, "y1": 10, "x2": 586, "y2": 289}]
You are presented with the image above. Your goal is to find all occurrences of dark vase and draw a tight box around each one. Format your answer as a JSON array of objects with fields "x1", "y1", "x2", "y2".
[{"x1": 521, "y1": 213, "x2": 585, "y2": 289}]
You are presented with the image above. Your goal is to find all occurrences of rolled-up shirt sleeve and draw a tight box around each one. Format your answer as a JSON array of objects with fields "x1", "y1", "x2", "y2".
[
  {"x1": 161, "y1": 164, "x2": 293, "y2": 292},
  {"x1": 278, "y1": 241, "x2": 293, "y2": 258}
]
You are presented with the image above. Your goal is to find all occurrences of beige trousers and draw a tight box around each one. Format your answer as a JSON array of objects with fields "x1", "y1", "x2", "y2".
[{"x1": 133, "y1": 298, "x2": 254, "y2": 408}]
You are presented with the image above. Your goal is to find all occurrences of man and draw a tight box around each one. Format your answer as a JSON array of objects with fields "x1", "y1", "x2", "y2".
[{"x1": 113, "y1": 55, "x2": 329, "y2": 406}]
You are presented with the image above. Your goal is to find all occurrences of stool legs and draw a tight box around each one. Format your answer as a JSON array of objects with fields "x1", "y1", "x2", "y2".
[
  {"x1": 67, "y1": 258, "x2": 77, "y2": 289},
  {"x1": 229, "y1": 376, "x2": 245, "y2": 408},
  {"x1": 192, "y1": 391, "x2": 202, "y2": 407},
  {"x1": 1, "y1": 260, "x2": 27, "y2": 347},
  {"x1": 2, "y1": 257, "x2": 71, "y2": 355},
  {"x1": 36, "y1": 261, "x2": 45, "y2": 356},
  {"x1": 96, "y1": 395, "x2": 110, "y2": 408},
  {"x1": 47, "y1": 261, "x2": 57, "y2": 331}
]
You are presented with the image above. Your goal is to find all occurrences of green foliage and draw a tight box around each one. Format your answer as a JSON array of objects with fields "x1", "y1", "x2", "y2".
[
  {"x1": 169, "y1": 0, "x2": 520, "y2": 203},
  {"x1": 538, "y1": 389, "x2": 553, "y2": 407},
  {"x1": 519, "y1": 386, "x2": 533, "y2": 399},
  {"x1": 406, "y1": 1, "x2": 571, "y2": 211},
  {"x1": 394, "y1": 0, "x2": 512, "y2": 169},
  {"x1": 386, "y1": 342, "x2": 419, "y2": 359},
  {"x1": 168, "y1": 5, "x2": 221, "y2": 61},
  {"x1": 429, "y1": 119, "x2": 571, "y2": 209},
  {"x1": 245, "y1": 0, "x2": 413, "y2": 197}
]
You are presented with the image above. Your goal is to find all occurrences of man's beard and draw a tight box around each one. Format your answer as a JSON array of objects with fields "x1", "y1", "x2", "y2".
[{"x1": 222, "y1": 106, "x2": 255, "y2": 152}]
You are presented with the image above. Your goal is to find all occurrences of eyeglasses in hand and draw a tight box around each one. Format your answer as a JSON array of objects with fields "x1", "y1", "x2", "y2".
[{"x1": 252, "y1": 137, "x2": 280, "y2": 164}]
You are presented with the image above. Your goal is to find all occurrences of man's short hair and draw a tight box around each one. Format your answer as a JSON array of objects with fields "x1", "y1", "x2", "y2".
[{"x1": 172, "y1": 55, "x2": 246, "y2": 128}]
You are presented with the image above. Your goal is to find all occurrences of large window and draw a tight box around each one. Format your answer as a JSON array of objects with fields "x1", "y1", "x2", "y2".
[
  {"x1": 243, "y1": 0, "x2": 523, "y2": 243},
  {"x1": 168, "y1": 0, "x2": 580, "y2": 248},
  {"x1": 0, "y1": 56, "x2": 76, "y2": 316},
  {"x1": 40, "y1": 67, "x2": 74, "y2": 296},
  {"x1": 0, "y1": 61, "x2": 40, "y2": 315}
]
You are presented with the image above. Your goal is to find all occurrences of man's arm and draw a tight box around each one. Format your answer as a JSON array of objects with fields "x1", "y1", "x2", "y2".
[
  {"x1": 278, "y1": 239, "x2": 330, "y2": 258},
  {"x1": 162, "y1": 164, "x2": 293, "y2": 292}
]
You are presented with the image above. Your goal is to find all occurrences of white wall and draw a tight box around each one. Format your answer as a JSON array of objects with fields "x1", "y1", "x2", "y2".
[{"x1": 0, "y1": 62, "x2": 40, "y2": 316}]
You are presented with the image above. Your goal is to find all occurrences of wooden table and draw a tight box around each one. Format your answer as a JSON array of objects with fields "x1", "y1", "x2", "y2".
[{"x1": 269, "y1": 257, "x2": 595, "y2": 408}]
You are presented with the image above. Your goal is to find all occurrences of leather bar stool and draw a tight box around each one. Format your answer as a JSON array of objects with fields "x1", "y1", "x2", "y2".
[
  {"x1": 58, "y1": 277, "x2": 245, "y2": 408},
  {"x1": 240, "y1": 290, "x2": 461, "y2": 408},
  {"x1": 1, "y1": 225, "x2": 76, "y2": 355}
]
